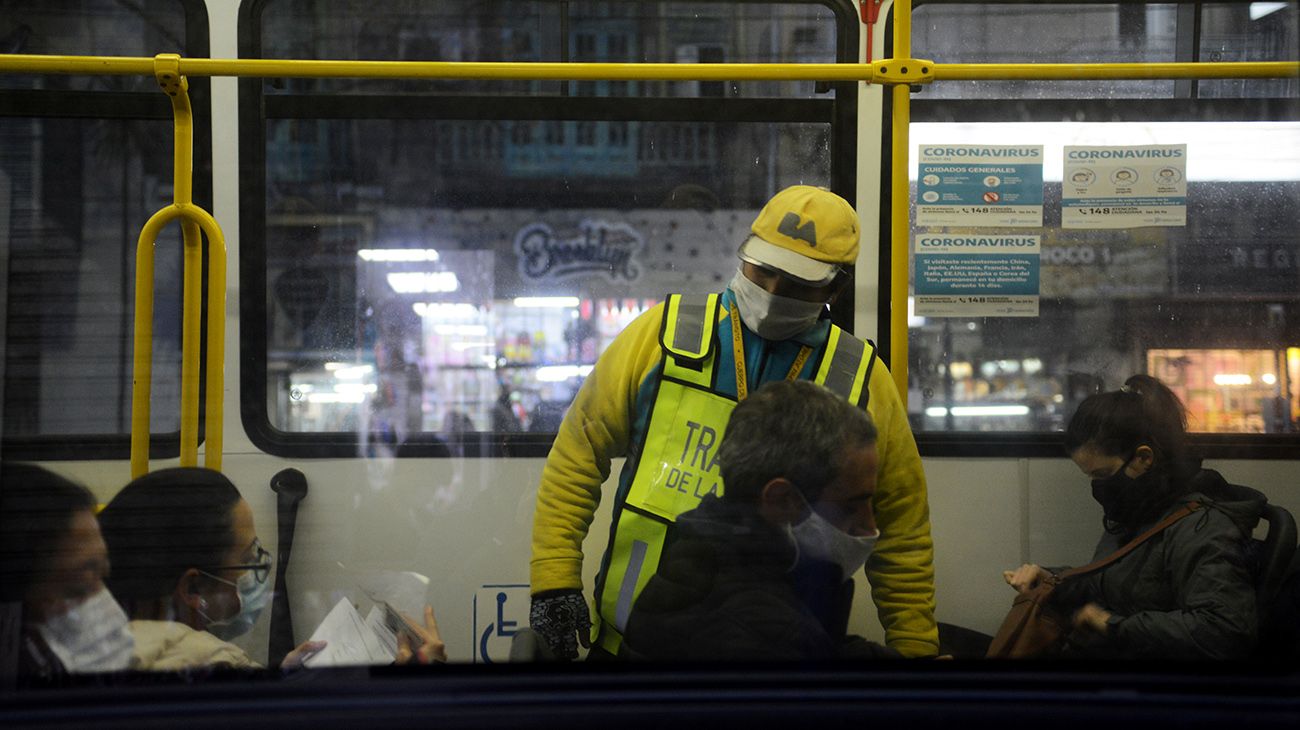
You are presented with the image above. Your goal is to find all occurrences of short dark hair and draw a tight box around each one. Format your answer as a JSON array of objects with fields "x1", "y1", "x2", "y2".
[
  {"x1": 97, "y1": 467, "x2": 243, "y2": 615},
  {"x1": 0, "y1": 463, "x2": 97, "y2": 603},
  {"x1": 718, "y1": 380, "x2": 876, "y2": 504}
]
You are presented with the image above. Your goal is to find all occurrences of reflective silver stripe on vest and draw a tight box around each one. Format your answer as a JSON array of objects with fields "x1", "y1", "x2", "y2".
[
  {"x1": 821, "y1": 331, "x2": 866, "y2": 400},
  {"x1": 671, "y1": 297, "x2": 709, "y2": 356},
  {"x1": 614, "y1": 539, "x2": 649, "y2": 633}
]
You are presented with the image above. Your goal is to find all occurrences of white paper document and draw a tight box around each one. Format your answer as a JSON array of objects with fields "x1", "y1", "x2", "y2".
[
  {"x1": 302, "y1": 598, "x2": 396, "y2": 668},
  {"x1": 338, "y1": 562, "x2": 430, "y2": 620}
]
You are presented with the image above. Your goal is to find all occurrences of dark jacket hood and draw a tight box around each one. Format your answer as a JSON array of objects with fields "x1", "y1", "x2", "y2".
[{"x1": 1184, "y1": 468, "x2": 1267, "y2": 535}]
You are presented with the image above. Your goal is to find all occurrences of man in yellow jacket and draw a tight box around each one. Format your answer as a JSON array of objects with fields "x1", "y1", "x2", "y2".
[{"x1": 529, "y1": 185, "x2": 937, "y2": 659}]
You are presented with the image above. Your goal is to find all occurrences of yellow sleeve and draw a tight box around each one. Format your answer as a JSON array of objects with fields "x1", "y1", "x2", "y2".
[
  {"x1": 529, "y1": 303, "x2": 666, "y2": 594},
  {"x1": 863, "y1": 359, "x2": 939, "y2": 657}
]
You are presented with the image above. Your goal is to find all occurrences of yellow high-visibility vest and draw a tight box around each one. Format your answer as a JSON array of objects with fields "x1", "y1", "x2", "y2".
[{"x1": 593, "y1": 293, "x2": 876, "y2": 655}]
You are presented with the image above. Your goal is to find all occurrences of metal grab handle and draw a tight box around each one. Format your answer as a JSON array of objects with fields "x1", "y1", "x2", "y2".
[
  {"x1": 129, "y1": 55, "x2": 227, "y2": 478},
  {"x1": 268, "y1": 468, "x2": 309, "y2": 667},
  {"x1": 129, "y1": 203, "x2": 227, "y2": 477}
]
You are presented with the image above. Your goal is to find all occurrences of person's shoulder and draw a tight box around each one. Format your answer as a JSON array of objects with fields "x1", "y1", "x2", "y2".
[
  {"x1": 130, "y1": 620, "x2": 259, "y2": 671},
  {"x1": 1166, "y1": 495, "x2": 1252, "y2": 541}
]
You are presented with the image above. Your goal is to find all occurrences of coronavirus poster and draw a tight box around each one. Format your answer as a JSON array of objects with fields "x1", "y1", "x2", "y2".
[
  {"x1": 914, "y1": 235, "x2": 1040, "y2": 317},
  {"x1": 916, "y1": 145, "x2": 1044, "y2": 227},
  {"x1": 1062, "y1": 144, "x2": 1187, "y2": 229}
]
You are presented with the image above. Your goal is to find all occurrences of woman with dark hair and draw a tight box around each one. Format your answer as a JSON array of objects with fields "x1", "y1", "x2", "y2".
[
  {"x1": 1, "y1": 463, "x2": 134, "y2": 676},
  {"x1": 1003, "y1": 374, "x2": 1266, "y2": 659},
  {"x1": 97, "y1": 467, "x2": 285, "y2": 670},
  {"x1": 98, "y1": 467, "x2": 444, "y2": 670}
]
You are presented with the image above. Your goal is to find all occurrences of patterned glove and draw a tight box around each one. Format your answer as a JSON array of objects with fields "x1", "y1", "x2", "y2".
[{"x1": 529, "y1": 589, "x2": 591, "y2": 660}]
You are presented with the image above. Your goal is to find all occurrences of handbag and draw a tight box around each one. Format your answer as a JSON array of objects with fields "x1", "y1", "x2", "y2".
[{"x1": 986, "y1": 501, "x2": 1202, "y2": 658}]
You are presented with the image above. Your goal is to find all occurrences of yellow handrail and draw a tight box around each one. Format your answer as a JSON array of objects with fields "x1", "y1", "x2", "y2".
[
  {"x1": 129, "y1": 55, "x2": 226, "y2": 478},
  {"x1": 0, "y1": 53, "x2": 1294, "y2": 82}
]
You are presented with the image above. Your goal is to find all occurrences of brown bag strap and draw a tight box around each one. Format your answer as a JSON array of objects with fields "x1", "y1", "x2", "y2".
[{"x1": 1057, "y1": 501, "x2": 1203, "y2": 581}]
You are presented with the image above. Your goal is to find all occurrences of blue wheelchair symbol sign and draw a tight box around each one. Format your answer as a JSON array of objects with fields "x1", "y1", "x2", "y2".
[{"x1": 473, "y1": 584, "x2": 528, "y2": 664}]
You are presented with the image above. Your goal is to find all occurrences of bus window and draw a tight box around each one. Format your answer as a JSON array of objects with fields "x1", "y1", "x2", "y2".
[
  {"x1": 242, "y1": 0, "x2": 857, "y2": 456},
  {"x1": 0, "y1": 0, "x2": 209, "y2": 458},
  {"x1": 906, "y1": 2, "x2": 1300, "y2": 448}
]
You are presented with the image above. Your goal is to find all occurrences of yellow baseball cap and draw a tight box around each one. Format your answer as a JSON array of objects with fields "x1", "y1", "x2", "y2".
[{"x1": 739, "y1": 185, "x2": 860, "y2": 286}]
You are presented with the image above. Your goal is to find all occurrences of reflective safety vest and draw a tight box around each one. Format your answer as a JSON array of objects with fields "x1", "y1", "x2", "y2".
[{"x1": 593, "y1": 292, "x2": 877, "y2": 655}]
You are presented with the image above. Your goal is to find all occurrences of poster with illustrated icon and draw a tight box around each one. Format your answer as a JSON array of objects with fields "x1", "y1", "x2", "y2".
[
  {"x1": 1062, "y1": 144, "x2": 1187, "y2": 229},
  {"x1": 916, "y1": 145, "x2": 1044, "y2": 227}
]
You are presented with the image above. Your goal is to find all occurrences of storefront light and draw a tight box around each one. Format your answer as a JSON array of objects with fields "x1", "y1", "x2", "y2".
[
  {"x1": 1262, "y1": 373, "x2": 1278, "y2": 385},
  {"x1": 387, "y1": 271, "x2": 460, "y2": 294},
  {"x1": 333, "y1": 364, "x2": 374, "y2": 380},
  {"x1": 514, "y1": 296, "x2": 580, "y2": 308},
  {"x1": 1213, "y1": 373, "x2": 1253, "y2": 386},
  {"x1": 334, "y1": 383, "x2": 378, "y2": 394},
  {"x1": 1022, "y1": 358, "x2": 1043, "y2": 375},
  {"x1": 536, "y1": 365, "x2": 595, "y2": 382},
  {"x1": 413, "y1": 302, "x2": 480, "y2": 319},
  {"x1": 926, "y1": 405, "x2": 1031, "y2": 417},
  {"x1": 358, "y1": 248, "x2": 440, "y2": 262}
]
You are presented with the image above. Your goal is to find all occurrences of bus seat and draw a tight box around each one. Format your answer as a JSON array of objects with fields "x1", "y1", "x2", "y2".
[
  {"x1": 1254, "y1": 503, "x2": 1297, "y2": 606},
  {"x1": 1255, "y1": 504, "x2": 1300, "y2": 659}
]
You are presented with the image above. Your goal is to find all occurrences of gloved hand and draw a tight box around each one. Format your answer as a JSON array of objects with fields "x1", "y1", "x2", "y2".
[{"x1": 529, "y1": 589, "x2": 591, "y2": 660}]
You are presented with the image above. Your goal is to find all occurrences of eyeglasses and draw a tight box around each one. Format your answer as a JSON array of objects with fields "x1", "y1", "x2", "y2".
[{"x1": 204, "y1": 540, "x2": 273, "y2": 585}]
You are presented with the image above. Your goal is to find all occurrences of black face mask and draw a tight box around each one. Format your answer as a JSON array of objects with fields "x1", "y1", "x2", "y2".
[{"x1": 1090, "y1": 456, "x2": 1176, "y2": 531}]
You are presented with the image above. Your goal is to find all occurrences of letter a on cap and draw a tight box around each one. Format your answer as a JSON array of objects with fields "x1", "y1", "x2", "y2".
[{"x1": 777, "y1": 213, "x2": 817, "y2": 247}]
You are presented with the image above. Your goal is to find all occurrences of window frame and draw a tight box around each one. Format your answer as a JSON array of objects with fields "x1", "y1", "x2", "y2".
[
  {"x1": 237, "y1": 0, "x2": 862, "y2": 458},
  {"x1": 0, "y1": 0, "x2": 212, "y2": 461},
  {"x1": 891, "y1": 0, "x2": 1300, "y2": 459}
]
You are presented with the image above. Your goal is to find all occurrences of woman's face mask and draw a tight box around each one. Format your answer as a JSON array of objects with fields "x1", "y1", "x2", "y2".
[
  {"x1": 729, "y1": 269, "x2": 827, "y2": 341},
  {"x1": 1089, "y1": 454, "x2": 1173, "y2": 529},
  {"x1": 199, "y1": 566, "x2": 272, "y2": 641},
  {"x1": 35, "y1": 586, "x2": 135, "y2": 673}
]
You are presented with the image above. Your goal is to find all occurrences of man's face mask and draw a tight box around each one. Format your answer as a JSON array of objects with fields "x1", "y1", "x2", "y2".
[
  {"x1": 198, "y1": 567, "x2": 272, "y2": 641},
  {"x1": 729, "y1": 269, "x2": 826, "y2": 341},
  {"x1": 35, "y1": 586, "x2": 135, "y2": 673},
  {"x1": 785, "y1": 491, "x2": 879, "y2": 583}
]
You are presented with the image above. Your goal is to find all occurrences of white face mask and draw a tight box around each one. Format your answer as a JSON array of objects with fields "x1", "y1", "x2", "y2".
[
  {"x1": 35, "y1": 586, "x2": 135, "y2": 673},
  {"x1": 785, "y1": 498, "x2": 879, "y2": 583},
  {"x1": 729, "y1": 269, "x2": 826, "y2": 341},
  {"x1": 198, "y1": 568, "x2": 272, "y2": 641}
]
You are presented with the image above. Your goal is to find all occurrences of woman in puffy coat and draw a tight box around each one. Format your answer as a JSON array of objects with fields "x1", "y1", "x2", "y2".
[{"x1": 1004, "y1": 374, "x2": 1265, "y2": 659}]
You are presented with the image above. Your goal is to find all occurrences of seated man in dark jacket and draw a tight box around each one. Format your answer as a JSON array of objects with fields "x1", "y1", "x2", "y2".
[{"x1": 623, "y1": 380, "x2": 900, "y2": 661}]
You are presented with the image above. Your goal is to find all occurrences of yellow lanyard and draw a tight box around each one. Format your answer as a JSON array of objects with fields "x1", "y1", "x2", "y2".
[{"x1": 729, "y1": 305, "x2": 813, "y2": 402}]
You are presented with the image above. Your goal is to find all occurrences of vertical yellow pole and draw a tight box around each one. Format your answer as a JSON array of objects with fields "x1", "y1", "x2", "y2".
[
  {"x1": 889, "y1": 0, "x2": 912, "y2": 403},
  {"x1": 155, "y1": 55, "x2": 205, "y2": 468},
  {"x1": 203, "y1": 217, "x2": 226, "y2": 473},
  {"x1": 130, "y1": 221, "x2": 158, "y2": 479}
]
